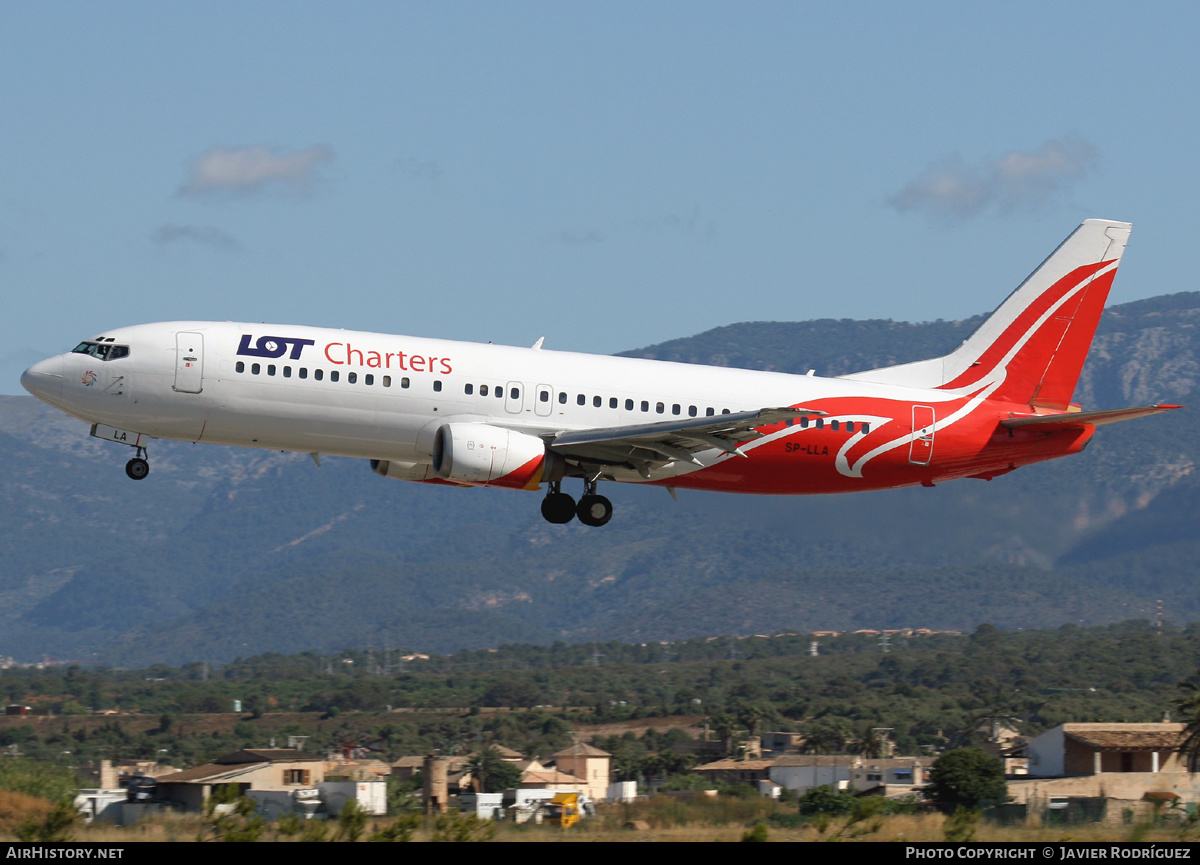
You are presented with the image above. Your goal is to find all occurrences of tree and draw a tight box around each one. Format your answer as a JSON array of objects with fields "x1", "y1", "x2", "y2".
[
  {"x1": 466, "y1": 745, "x2": 522, "y2": 793},
  {"x1": 926, "y1": 748, "x2": 1007, "y2": 811},
  {"x1": 337, "y1": 799, "x2": 368, "y2": 842}
]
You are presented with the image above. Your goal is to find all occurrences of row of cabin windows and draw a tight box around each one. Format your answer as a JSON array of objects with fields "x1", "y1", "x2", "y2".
[
  {"x1": 560, "y1": 390, "x2": 731, "y2": 417},
  {"x1": 798, "y1": 417, "x2": 870, "y2": 434},
  {"x1": 463, "y1": 383, "x2": 518, "y2": 400},
  {"x1": 462, "y1": 383, "x2": 733, "y2": 416},
  {"x1": 234, "y1": 361, "x2": 442, "y2": 392},
  {"x1": 234, "y1": 364, "x2": 864, "y2": 432}
]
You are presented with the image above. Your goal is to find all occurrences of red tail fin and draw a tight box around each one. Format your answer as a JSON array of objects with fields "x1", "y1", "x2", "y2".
[{"x1": 843, "y1": 219, "x2": 1131, "y2": 409}]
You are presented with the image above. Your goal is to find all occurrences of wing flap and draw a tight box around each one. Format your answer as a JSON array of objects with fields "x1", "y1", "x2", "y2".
[{"x1": 549, "y1": 406, "x2": 823, "y2": 466}]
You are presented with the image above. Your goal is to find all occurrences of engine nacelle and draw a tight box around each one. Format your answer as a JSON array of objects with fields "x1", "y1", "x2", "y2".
[{"x1": 432, "y1": 423, "x2": 561, "y2": 489}]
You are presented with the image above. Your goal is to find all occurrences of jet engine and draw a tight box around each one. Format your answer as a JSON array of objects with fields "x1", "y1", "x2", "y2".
[{"x1": 432, "y1": 423, "x2": 562, "y2": 489}]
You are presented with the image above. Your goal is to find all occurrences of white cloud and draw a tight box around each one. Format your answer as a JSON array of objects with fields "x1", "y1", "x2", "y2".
[
  {"x1": 153, "y1": 224, "x2": 241, "y2": 250},
  {"x1": 180, "y1": 145, "x2": 333, "y2": 196},
  {"x1": 888, "y1": 136, "x2": 1097, "y2": 221}
]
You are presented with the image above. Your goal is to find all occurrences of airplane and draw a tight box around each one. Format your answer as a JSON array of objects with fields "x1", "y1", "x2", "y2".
[{"x1": 20, "y1": 219, "x2": 1179, "y2": 527}]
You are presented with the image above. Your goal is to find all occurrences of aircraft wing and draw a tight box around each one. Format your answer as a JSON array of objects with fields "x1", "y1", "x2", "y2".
[
  {"x1": 999, "y1": 404, "x2": 1182, "y2": 430},
  {"x1": 548, "y1": 406, "x2": 823, "y2": 474}
]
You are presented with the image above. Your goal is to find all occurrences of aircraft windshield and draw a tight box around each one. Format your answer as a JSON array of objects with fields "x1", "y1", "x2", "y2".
[{"x1": 72, "y1": 342, "x2": 129, "y2": 361}]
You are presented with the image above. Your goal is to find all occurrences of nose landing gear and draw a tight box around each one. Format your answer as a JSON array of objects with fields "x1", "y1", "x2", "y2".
[
  {"x1": 125, "y1": 446, "x2": 150, "y2": 481},
  {"x1": 540, "y1": 479, "x2": 612, "y2": 526}
]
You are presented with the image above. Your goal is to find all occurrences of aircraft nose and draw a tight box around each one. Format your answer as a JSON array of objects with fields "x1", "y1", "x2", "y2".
[{"x1": 21, "y1": 356, "x2": 64, "y2": 405}]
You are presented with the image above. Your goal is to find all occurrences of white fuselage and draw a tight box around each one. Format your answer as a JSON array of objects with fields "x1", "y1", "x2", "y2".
[{"x1": 23, "y1": 320, "x2": 938, "y2": 486}]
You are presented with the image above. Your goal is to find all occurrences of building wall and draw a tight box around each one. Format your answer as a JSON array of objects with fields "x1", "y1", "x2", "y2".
[
  {"x1": 1027, "y1": 727, "x2": 1066, "y2": 777},
  {"x1": 1010, "y1": 773, "x2": 1200, "y2": 806},
  {"x1": 553, "y1": 755, "x2": 609, "y2": 802},
  {"x1": 769, "y1": 764, "x2": 852, "y2": 793}
]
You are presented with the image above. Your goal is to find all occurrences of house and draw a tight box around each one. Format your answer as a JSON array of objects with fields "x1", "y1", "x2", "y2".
[
  {"x1": 154, "y1": 748, "x2": 325, "y2": 812},
  {"x1": 549, "y1": 743, "x2": 611, "y2": 802},
  {"x1": 1008, "y1": 723, "x2": 1200, "y2": 822},
  {"x1": 1027, "y1": 723, "x2": 1186, "y2": 777},
  {"x1": 767, "y1": 754, "x2": 855, "y2": 794},
  {"x1": 693, "y1": 757, "x2": 778, "y2": 787},
  {"x1": 760, "y1": 732, "x2": 806, "y2": 754},
  {"x1": 847, "y1": 758, "x2": 926, "y2": 795}
]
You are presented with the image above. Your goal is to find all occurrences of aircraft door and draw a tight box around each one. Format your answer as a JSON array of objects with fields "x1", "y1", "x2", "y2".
[
  {"x1": 174, "y1": 332, "x2": 204, "y2": 394},
  {"x1": 535, "y1": 384, "x2": 553, "y2": 417},
  {"x1": 909, "y1": 405, "x2": 935, "y2": 465},
  {"x1": 504, "y1": 381, "x2": 523, "y2": 414}
]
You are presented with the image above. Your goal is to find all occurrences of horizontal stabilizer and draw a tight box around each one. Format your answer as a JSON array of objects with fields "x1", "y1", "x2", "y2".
[{"x1": 999, "y1": 404, "x2": 1181, "y2": 430}]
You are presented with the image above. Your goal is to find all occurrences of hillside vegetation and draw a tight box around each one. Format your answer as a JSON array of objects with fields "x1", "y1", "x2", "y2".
[{"x1": 1, "y1": 293, "x2": 1198, "y2": 663}]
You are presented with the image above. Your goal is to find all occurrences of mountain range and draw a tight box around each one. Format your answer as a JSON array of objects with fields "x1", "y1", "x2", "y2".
[{"x1": 3, "y1": 292, "x2": 1197, "y2": 666}]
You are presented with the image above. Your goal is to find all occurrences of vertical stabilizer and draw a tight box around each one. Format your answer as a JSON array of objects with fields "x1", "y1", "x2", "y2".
[{"x1": 842, "y1": 219, "x2": 1131, "y2": 409}]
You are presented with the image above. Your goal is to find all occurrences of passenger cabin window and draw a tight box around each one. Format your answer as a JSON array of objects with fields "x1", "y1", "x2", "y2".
[
  {"x1": 348, "y1": 372, "x2": 357, "y2": 384},
  {"x1": 382, "y1": 375, "x2": 391, "y2": 387},
  {"x1": 401, "y1": 377, "x2": 410, "y2": 388},
  {"x1": 299, "y1": 368, "x2": 308, "y2": 379},
  {"x1": 283, "y1": 366, "x2": 292, "y2": 378},
  {"x1": 480, "y1": 385, "x2": 489, "y2": 396},
  {"x1": 577, "y1": 394, "x2": 586, "y2": 405},
  {"x1": 314, "y1": 369, "x2": 323, "y2": 381},
  {"x1": 559, "y1": 392, "x2": 567, "y2": 404},
  {"x1": 252, "y1": 363, "x2": 261, "y2": 375},
  {"x1": 365, "y1": 374, "x2": 374, "y2": 385},
  {"x1": 593, "y1": 396, "x2": 601, "y2": 408},
  {"x1": 641, "y1": 401, "x2": 649, "y2": 412},
  {"x1": 609, "y1": 397, "x2": 617, "y2": 409},
  {"x1": 434, "y1": 380, "x2": 442, "y2": 392},
  {"x1": 236, "y1": 361, "x2": 245, "y2": 373},
  {"x1": 540, "y1": 390, "x2": 550, "y2": 402},
  {"x1": 625, "y1": 399, "x2": 634, "y2": 410},
  {"x1": 464, "y1": 383, "x2": 473, "y2": 395},
  {"x1": 330, "y1": 370, "x2": 339, "y2": 382},
  {"x1": 656, "y1": 402, "x2": 665, "y2": 414}
]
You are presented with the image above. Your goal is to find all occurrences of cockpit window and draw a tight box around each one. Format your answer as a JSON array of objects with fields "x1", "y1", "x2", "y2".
[{"x1": 72, "y1": 342, "x2": 130, "y2": 361}]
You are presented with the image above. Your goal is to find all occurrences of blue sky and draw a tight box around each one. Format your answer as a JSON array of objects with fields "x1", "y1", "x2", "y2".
[{"x1": 4, "y1": 2, "x2": 1199, "y2": 392}]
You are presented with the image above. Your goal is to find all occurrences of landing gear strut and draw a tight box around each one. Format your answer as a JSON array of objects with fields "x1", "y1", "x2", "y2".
[
  {"x1": 125, "y1": 446, "x2": 149, "y2": 481},
  {"x1": 539, "y1": 479, "x2": 613, "y2": 527}
]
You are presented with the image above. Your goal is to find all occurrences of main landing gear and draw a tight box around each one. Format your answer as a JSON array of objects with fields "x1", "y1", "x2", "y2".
[
  {"x1": 125, "y1": 446, "x2": 150, "y2": 481},
  {"x1": 540, "y1": 479, "x2": 613, "y2": 527}
]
